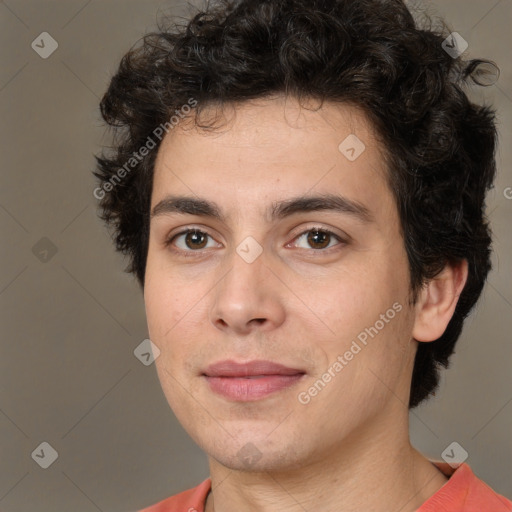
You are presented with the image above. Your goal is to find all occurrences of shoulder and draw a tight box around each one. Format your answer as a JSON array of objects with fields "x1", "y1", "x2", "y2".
[
  {"x1": 419, "y1": 462, "x2": 512, "y2": 512},
  {"x1": 138, "y1": 477, "x2": 211, "y2": 512}
]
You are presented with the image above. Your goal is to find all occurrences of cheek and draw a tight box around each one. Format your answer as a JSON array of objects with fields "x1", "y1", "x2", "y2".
[
  {"x1": 314, "y1": 265, "x2": 389, "y2": 330},
  {"x1": 144, "y1": 270, "x2": 213, "y2": 380},
  {"x1": 309, "y1": 256, "x2": 411, "y2": 376},
  {"x1": 146, "y1": 291, "x2": 198, "y2": 346},
  {"x1": 144, "y1": 280, "x2": 177, "y2": 339},
  {"x1": 144, "y1": 251, "x2": 197, "y2": 334}
]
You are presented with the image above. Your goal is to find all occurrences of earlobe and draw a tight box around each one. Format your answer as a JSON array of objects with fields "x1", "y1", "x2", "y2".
[{"x1": 412, "y1": 259, "x2": 469, "y2": 343}]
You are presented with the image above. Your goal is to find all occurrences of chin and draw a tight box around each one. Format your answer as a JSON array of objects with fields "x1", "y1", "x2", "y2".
[{"x1": 205, "y1": 435, "x2": 309, "y2": 473}]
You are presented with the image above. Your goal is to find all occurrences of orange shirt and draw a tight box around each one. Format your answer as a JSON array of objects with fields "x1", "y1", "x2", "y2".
[{"x1": 139, "y1": 461, "x2": 512, "y2": 512}]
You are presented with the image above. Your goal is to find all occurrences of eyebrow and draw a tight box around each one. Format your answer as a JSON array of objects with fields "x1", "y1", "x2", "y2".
[{"x1": 150, "y1": 193, "x2": 374, "y2": 224}]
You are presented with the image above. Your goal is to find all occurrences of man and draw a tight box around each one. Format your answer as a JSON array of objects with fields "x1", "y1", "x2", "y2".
[{"x1": 93, "y1": 0, "x2": 511, "y2": 510}]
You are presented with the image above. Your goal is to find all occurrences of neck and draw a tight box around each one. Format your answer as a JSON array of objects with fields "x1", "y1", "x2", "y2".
[{"x1": 204, "y1": 408, "x2": 448, "y2": 512}]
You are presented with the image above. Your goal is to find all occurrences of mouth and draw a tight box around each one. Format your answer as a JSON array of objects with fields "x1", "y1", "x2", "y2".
[{"x1": 202, "y1": 359, "x2": 307, "y2": 401}]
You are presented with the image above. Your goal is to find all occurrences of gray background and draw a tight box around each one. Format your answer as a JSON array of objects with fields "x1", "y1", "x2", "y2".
[{"x1": 0, "y1": 1, "x2": 510, "y2": 511}]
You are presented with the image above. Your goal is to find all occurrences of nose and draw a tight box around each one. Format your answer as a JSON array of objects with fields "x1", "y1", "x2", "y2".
[{"x1": 209, "y1": 247, "x2": 286, "y2": 335}]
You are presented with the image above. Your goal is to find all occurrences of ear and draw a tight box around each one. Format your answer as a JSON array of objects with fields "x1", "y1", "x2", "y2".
[{"x1": 412, "y1": 259, "x2": 469, "y2": 342}]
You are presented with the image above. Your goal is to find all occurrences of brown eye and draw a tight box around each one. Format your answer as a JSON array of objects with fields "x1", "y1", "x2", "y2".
[
  {"x1": 292, "y1": 228, "x2": 344, "y2": 251},
  {"x1": 167, "y1": 229, "x2": 217, "y2": 252},
  {"x1": 307, "y1": 230, "x2": 331, "y2": 249},
  {"x1": 184, "y1": 230, "x2": 208, "y2": 249}
]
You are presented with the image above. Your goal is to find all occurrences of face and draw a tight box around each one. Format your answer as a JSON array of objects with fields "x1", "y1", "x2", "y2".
[{"x1": 144, "y1": 96, "x2": 418, "y2": 473}]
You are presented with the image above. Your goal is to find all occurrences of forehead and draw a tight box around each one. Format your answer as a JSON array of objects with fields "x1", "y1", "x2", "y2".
[{"x1": 151, "y1": 96, "x2": 392, "y2": 219}]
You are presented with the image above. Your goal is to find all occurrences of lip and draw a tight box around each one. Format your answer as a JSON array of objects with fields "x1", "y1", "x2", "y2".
[
  {"x1": 202, "y1": 359, "x2": 306, "y2": 401},
  {"x1": 203, "y1": 359, "x2": 305, "y2": 377}
]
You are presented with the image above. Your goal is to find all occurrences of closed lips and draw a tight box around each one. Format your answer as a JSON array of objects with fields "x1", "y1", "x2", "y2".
[{"x1": 202, "y1": 359, "x2": 306, "y2": 378}]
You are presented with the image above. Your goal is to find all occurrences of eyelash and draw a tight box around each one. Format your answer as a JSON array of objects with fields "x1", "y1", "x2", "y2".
[{"x1": 164, "y1": 226, "x2": 346, "y2": 257}]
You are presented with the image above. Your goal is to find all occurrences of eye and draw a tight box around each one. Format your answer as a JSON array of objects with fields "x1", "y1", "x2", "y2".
[
  {"x1": 164, "y1": 226, "x2": 346, "y2": 256},
  {"x1": 166, "y1": 229, "x2": 220, "y2": 252},
  {"x1": 290, "y1": 228, "x2": 345, "y2": 251}
]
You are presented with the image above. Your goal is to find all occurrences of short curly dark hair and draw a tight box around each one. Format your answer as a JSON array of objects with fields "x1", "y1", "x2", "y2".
[{"x1": 93, "y1": 0, "x2": 499, "y2": 409}]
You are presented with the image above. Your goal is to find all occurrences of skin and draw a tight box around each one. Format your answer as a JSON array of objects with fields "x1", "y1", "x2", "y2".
[{"x1": 144, "y1": 95, "x2": 468, "y2": 512}]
